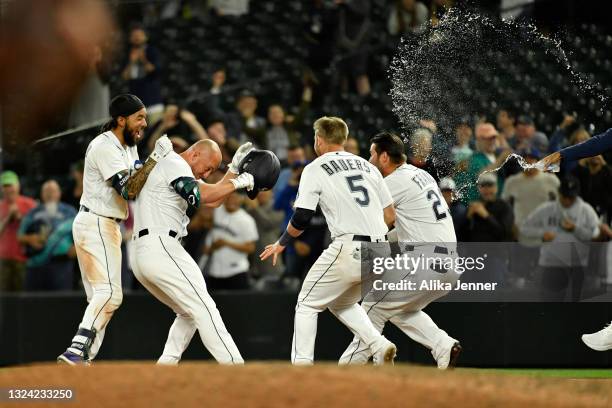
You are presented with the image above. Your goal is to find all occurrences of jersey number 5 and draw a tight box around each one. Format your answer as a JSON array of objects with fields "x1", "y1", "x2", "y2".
[
  {"x1": 345, "y1": 175, "x2": 370, "y2": 206},
  {"x1": 427, "y1": 189, "x2": 447, "y2": 221}
]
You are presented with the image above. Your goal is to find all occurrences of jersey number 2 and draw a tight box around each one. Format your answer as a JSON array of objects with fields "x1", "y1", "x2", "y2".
[
  {"x1": 427, "y1": 189, "x2": 447, "y2": 221},
  {"x1": 346, "y1": 175, "x2": 370, "y2": 206}
]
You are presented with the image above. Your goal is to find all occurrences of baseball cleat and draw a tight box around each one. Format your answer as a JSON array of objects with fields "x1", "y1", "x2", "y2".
[
  {"x1": 582, "y1": 322, "x2": 612, "y2": 351},
  {"x1": 437, "y1": 340, "x2": 462, "y2": 370},
  {"x1": 57, "y1": 350, "x2": 90, "y2": 366},
  {"x1": 372, "y1": 340, "x2": 397, "y2": 365}
]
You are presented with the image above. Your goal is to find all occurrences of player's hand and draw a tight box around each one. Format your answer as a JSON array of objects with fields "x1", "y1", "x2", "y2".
[
  {"x1": 150, "y1": 135, "x2": 173, "y2": 162},
  {"x1": 228, "y1": 142, "x2": 254, "y2": 174},
  {"x1": 260, "y1": 241, "x2": 286, "y2": 266},
  {"x1": 230, "y1": 172, "x2": 254, "y2": 191},
  {"x1": 542, "y1": 231, "x2": 556, "y2": 242},
  {"x1": 537, "y1": 152, "x2": 561, "y2": 172}
]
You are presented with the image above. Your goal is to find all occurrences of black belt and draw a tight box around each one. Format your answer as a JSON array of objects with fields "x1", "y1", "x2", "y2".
[
  {"x1": 352, "y1": 234, "x2": 388, "y2": 243},
  {"x1": 137, "y1": 229, "x2": 178, "y2": 239},
  {"x1": 80, "y1": 205, "x2": 122, "y2": 223},
  {"x1": 404, "y1": 244, "x2": 448, "y2": 255}
]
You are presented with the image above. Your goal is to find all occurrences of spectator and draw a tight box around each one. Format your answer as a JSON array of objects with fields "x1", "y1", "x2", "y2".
[
  {"x1": 513, "y1": 115, "x2": 549, "y2": 152},
  {"x1": 388, "y1": 0, "x2": 429, "y2": 36},
  {"x1": 169, "y1": 136, "x2": 190, "y2": 153},
  {"x1": 68, "y1": 45, "x2": 111, "y2": 128},
  {"x1": 430, "y1": 0, "x2": 452, "y2": 26},
  {"x1": 204, "y1": 191, "x2": 258, "y2": 290},
  {"x1": 305, "y1": 0, "x2": 337, "y2": 104},
  {"x1": 226, "y1": 89, "x2": 266, "y2": 145},
  {"x1": 0, "y1": 171, "x2": 36, "y2": 292},
  {"x1": 244, "y1": 190, "x2": 285, "y2": 280},
  {"x1": 451, "y1": 121, "x2": 473, "y2": 165},
  {"x1": 345, "y1": 137, "x2": 360, "y2": 156},
  {"x1": 456, "y1": 122, "x2": 510, "y2": 204},
  {"x1": 548, "y1": 113, "x2": 579, "y2": 153},
  {"x1": 265, "y1": 104, "x2": 303, "y2": 164},
  {"x1": 209, "y1": 68, "x2": 226, "y2": 95},
  {"x1": 501, "y1": 148, "x2": 560, "y2": 239},
  {"x1": 463, "y1": 173, "x2": 513, "y2": 285},
  {"x1": 559, "y1": 127, "x2": 592, "y2": 174},
  {"x1": 274, "y1": 159, "x2": 307, "y2": 276},
  {"x1": 63, "y1": 161, "x2": 84, "y2": 210},
  {"x1": 274, "y1": 145, "x2": 306, "y2": 199},
  {"x1": 520, "y1": 176, "x2": 600, "y2": 301},
  {"x1": 205, "y1": 118, "x2": 233, "y2": 167},
  {"x1": 336, "y1": 0, "x2": 372, "y2": 96},
  {"x1": 466, "y1": 173, "x2": 514, "y2": 242},
  {"x1": 289, "y1": 206, "x2": 329, "y2": 280},
  {"x1": 184, "y1": 206, "x2": 214, "y2": 260},
  {"x1": 121, "y1": 24, "x2": 163, "y2": 116},
  {"x1": 407, "y1": 127, "x2": 445, "y2": 180},
  {"x1": 145, "y1": 104, "x2": 208, "y2": 155},
  {"x1": 18, "y1": 180, "x2": 77, "y2": 291},
  {"x1": 571, "y1": 155, "x2": 612, "y2": 222},
  {"x1": 439, "y1": 177, "x2": 468, "y2": 241},
  {"x1": 496, "y1": 108, "x2": 516, "y2": 149}
]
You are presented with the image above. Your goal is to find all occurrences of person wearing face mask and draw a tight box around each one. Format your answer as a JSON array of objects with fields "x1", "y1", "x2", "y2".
[{"x1": 18, "y1": 180, "x2": 77, "y2": 291}]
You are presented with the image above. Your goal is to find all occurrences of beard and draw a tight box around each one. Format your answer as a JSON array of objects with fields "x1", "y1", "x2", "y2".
[{"x1": 123, "y1": 123, "x2": 140, "y2": 147}]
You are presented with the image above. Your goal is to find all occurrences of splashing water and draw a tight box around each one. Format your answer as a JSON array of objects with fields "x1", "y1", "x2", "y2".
[
  {"x1": 390, "y1": 8, "x2": 609, "y2": 132},
  {"x1": 477, "y1": 153, "x2": 559, "y2": 182},
  {"x1": 390, "y1": 7, "x2": 604, "y2": 194}
]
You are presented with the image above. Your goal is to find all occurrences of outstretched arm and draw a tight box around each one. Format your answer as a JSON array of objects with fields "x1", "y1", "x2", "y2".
[
  {"x1": 540, "y1": 128, "x2": 612, "y2": 170},
  {"x1": 260, "y1": 207, "x2": 313, "y2": 266}
]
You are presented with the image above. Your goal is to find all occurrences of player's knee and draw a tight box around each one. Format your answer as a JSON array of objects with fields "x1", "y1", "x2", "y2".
[
  {"x1": 107, "y1": 290, "x2": 123, "y2": 310},
  {"x1": 295, "y1": 302, "x2": 322, "y2": 314}
]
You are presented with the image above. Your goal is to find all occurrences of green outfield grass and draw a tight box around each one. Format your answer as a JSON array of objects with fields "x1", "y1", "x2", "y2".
[{"x1": 479, "y1": 368, "x2": 612, "y2": 379}]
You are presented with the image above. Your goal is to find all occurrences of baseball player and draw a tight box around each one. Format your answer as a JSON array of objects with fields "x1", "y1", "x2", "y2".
[
  {"x1": 339, "y1": 132, "x2": 461, "y2": 369},
  {"x1": 539, "y1": 127, "x2": 612, "y2": 351},
  {"x1": 260, "y1": 116, "x2": 398, "y2": 365},
  {"x1": 130, "y1": 139, "x2": 255, "y2": 365},
  {"x1": 58, "y1": 94, "x2": 173, "y2": 365}
]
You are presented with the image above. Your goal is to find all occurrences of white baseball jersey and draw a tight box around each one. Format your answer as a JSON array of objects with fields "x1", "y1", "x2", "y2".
[
  {"x1": 294, "y1": 151, "x2": 392, "y2": 239},
  {"x1": 386, "y1": 164, "x2": 456, "y2": 243},
  {"x1": 133, "y1": 151, "x2": 193, "y2": 238},
  {"x1": 206, "y1": 206, "x2": 259, "y2": 278},
  {"x1": 80, "y1": 131, "x2": 139, "y2": 220}
]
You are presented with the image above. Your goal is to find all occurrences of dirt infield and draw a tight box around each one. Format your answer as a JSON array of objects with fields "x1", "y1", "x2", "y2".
[{"x1": 1, "y1": 362, "x2": 611, "y2": 408}]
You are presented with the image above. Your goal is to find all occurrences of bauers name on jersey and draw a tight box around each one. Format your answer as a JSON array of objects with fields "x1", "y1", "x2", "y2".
[{"x1": 320, "y1": 157, "x2": 371, "y2": 176}]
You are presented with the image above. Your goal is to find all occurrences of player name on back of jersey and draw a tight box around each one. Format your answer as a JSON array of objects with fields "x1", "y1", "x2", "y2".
[
  {"x1": 410, "y1": 169, "x2": 437, "y2": 191},
  {"x1": 320, "y1": 157, "x2": 371, "y2": 176}
]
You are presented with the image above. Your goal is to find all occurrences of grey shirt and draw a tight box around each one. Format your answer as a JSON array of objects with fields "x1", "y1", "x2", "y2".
[{"x1": 520, "y1": 197, "x2": 600, "y2": 267}]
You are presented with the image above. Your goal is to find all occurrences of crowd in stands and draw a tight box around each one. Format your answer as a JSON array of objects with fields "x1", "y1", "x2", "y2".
[{"x1": 2, "y1": 1, "x2": 611, "y2": 295}]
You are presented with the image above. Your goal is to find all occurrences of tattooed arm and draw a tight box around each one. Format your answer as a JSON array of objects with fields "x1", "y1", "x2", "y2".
[
  {"x1": 125, "y1": 158, "x2": 157, "y2": 199},
  {"x1": 110, "y1": 136, "x2": 173, "y2": 200}
]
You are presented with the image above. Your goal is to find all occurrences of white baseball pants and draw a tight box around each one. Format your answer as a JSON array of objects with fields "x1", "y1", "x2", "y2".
[
  {"x1": 71, "y1": 211, "x2": 123, "y2": 359},
  {"x1": 130, "y1": 232, "x2": 243, "y2": 364},
  {"x1": 339, "y1": 246, "x2": 459, "y2": 364},
  {"x1": 291, "y1": 239, "x2": 390, "y2": 364}
]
